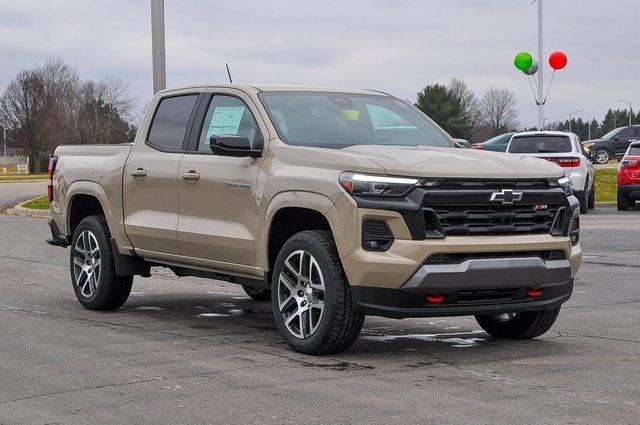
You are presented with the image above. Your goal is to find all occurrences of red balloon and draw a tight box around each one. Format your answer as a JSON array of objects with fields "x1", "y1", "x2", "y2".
[{"x1": 549, "y1": 51, "x2": 568, "y2": 70}]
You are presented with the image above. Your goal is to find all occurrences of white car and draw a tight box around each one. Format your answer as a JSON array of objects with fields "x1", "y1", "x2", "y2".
[{"x1": 506, "y1": 131, "x2": 595, "y2": 213}]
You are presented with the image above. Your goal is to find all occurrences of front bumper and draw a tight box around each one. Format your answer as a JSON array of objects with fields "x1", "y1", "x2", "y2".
[{"x1": 351, "y1": 255, "x2": 573, "y2": 318}]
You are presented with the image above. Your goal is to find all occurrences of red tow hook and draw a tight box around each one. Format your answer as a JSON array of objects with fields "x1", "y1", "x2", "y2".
[
  {"x1": 426, "y1": 294, "x2": 445, "y2": 304},
  {"x1": 527, "y1": 288, "x2": 543, "y2": 298}
]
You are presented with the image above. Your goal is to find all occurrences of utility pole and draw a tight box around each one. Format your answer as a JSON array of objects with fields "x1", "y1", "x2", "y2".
[
  {"x1": 588, "y1": 119, "x2": 592, "y2": 140},
  {"x1": 151, "y1": 0, "x2": 166, "y2": 94},
  {"x1": 537, "y1": 0, "x2": 544, "y2": 130},
  {"x1": 618, "y1": 99, "x2": 632, "y2": 126}
]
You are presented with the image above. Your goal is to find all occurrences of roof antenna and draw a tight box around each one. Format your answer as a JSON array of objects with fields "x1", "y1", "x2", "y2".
[{"x1": 225, "y1": 62, "x2": 233, "y2": 83}]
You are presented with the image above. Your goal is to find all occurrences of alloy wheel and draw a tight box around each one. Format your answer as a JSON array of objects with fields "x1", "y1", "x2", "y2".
[
  {"x1": 72, "y1": 230, "x2": 101, "y2": 297},
  {"x1": 595, "y1": 149, "x2": 609, "y2": 164},
  {"x1": 277, "y1": 250, "x2": 326, "y2": 338}
]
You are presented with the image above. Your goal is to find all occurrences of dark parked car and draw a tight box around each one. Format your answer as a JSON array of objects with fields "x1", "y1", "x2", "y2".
[
  {"x1": 585, "y1": 125, "x2": 640, "y2": 164},
  {"x1": 617, "y1": 141, "x2": 640, "y2": 210},
  {"x1": 471, "y1": 132, "x2": 515, "y2": 152}
]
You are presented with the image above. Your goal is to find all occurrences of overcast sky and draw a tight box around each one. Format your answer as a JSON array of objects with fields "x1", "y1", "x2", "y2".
[{"x1": 1, "y1": 0, "x2": 638, "y2": 128}]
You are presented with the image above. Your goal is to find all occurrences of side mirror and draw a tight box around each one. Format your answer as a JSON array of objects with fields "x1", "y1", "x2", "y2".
[
  {"x1": 454, "y1": 139, "x2": 471, "y2": 149},
  {"x1": 210, "y1": 135, "x2": 262, "y2": 158},
  {"x1": 613, "y1": 137, "x2": 619, "y2": 141}
]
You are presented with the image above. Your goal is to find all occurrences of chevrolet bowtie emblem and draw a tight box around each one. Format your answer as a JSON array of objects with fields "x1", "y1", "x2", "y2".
[{"x1": 489, "y1": 189, "x2": 523, "y2": 205}]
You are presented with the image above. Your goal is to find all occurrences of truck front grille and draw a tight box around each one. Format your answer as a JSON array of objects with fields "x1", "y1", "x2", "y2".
[
  {"x1": 420, "y1": 180, "x2": 570, "y2": 238},
  {"x1": 426, "y1": 204, "x2": 560, "y2": 236}
]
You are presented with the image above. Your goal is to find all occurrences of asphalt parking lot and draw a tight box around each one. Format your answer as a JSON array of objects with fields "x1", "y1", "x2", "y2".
[{"x1": 1, "y1": 207, "x2": 639, "y2": 424}]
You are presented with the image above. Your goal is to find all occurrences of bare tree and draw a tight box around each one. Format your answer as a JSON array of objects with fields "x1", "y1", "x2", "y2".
[
  {"x1": 448, "y1": 78, "x2": 483, "y2": 137},
  {"x1": 480, "y1": 87, "x2": 519, "y2": 136}
]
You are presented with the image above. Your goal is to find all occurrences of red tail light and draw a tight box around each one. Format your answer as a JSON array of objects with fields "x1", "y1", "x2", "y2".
[
  {"x1": 47, "y1": 158, "x2": 57, "y2": 202},
  {"x1": 542, "y1": 157, "x2": 580, "y2": 167},
  {"x1": 472, "y1": 145, "x2": 484, "y2": 150},
  {"x1": 527, "y1": 288, "x2": 543, "y2": 298}
]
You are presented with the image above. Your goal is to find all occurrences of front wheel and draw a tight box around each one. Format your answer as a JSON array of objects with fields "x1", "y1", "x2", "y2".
[
  {"x1": 70, "y1": 216, "x2": 133, "y2": 311},
  {"x1": 475, "y1": 307, "x2": 561, "y2": 339},
  {"x1": 271, "y1": 230, "x2": 365, "y2": 355}
]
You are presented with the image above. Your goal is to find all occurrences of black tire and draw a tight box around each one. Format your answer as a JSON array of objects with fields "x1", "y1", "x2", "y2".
[
  {"x1": 475, "y1": 307, "x2": 561, "y2": 339},
  {"x1": 271, "y1": 230, "x2": 365, "y2": 355},
  {"x1": 70, "y1": 216, "x2": 133, "y2": 311},
  {"x1": 588, "y1": 183, "x2": 595, "y2": 209},
  {"x1": 593, "y1": 148, "x2": 611, "y2": 164},
  {"x1": 242, "y1": 284, "x2": 271, "y2": 301},
  {"x1": 617, "y1": 190, "x2": 629, "y2": 211},
  {"x1": 577, "y1": 191, "x2": 588, "y2": 214}
]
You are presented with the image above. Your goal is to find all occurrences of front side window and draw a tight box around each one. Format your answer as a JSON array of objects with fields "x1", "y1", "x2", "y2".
[
  {"x1": 147, "y1": 95, "x2": 198, "y2": 151},
  {"x1": 508, "y1": 136, "x2": 572, "y2": 153},
  {"x1": 259, "y1": 92, "x2": 452, "y2": 149},
  {"x1": 197, "y1": 95, "x2": 262, "y2": 153}
]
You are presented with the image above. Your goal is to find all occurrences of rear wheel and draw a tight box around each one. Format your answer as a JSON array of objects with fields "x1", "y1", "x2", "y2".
[
  {"x1": 617, "y1": 190, "x2": 629, "y2": 211},
  {"x1": 593, "y1": 148, "x2": 611, "y2": 164},
  {"x1": 577, "y1": 191, "x2": 588, "y2": 214},
  {"x1": 588, "y1": 183, "x2": 595, "y2": 209},
  {"x1": 475, "y1": 307, "x2": 561, "y2": 339},
  {"x1": 70, "y1": 216, "x2": 133, "y2": 311},
  {"x1": 242, "y1": 285, "x2": 271, "y2": 301},
  {"x1": 271, "y1": 230, "x2": 365, "y2": 355}
]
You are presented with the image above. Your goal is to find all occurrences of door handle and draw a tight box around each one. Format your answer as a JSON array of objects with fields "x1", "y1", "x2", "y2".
[
  {"x1": 130, "y1": 168, "x2": 147, "y2": 178},
  {"x1": 181, "y1": 170, "x2": 200, "y2": 181}
]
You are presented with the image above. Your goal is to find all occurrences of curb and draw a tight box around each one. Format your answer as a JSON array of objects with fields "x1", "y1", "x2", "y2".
[{"x1": 6, "y1": 197, "x2": 50, "y2": 218}]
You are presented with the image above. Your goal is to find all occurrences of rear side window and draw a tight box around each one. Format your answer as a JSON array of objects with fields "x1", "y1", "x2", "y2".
[
  {"x1": 628, "y1": 144, "x2": 640, "y2": 156},
  {"x1": 508, "y1": 136, "x2": 572, "y2": 153},
  {"x1": 147, "y1": 95, "x2": 198, "y2": 151}
]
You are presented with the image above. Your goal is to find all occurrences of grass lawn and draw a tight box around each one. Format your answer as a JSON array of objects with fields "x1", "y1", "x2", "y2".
[
  {"x1": 22, "y1": 195, "x2": 51, "y2": 210},
  {"x1": 0, "y1": 173, "x2": 47, "y2": 181},
  {"x1": 594, "y1": 167, "x2": 617, "y2": 203}
]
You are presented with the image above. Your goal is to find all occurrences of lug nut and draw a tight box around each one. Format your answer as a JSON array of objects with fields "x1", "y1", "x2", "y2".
[
  {"x1": 301, "y1": 301, "x2": 307, "y2": 307},
  {"x1": 298, "y1": 290, "x2": 304, "y2": 296}
]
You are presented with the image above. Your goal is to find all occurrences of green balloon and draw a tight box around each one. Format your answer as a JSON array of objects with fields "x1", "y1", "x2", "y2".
[{"x1": 514, "y1": 52, "x2": 533, "y2": 71}]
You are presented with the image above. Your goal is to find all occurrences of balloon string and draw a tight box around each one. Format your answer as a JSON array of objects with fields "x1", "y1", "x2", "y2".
[
  {"x1": 543, "y1": 70, "x2": 556, "y2": 104},
  {"x1": 528, "y1": 75, "x2": 539, "y2": 104}
]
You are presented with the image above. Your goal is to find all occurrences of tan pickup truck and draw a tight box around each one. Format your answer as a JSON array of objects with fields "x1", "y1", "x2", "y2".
[{"x1": 46, "y1": 85, "x2": 582, "y2": 354}]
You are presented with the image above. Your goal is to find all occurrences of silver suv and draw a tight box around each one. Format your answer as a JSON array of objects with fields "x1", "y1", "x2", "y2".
[{"x1": 507, "y1": 131, "x2": 595, "y2": 213}]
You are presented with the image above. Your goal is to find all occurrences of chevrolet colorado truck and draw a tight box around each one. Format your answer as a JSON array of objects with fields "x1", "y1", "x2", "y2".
[{"x1": 46, "y1": 85, "x2": 582, "y2": 354}]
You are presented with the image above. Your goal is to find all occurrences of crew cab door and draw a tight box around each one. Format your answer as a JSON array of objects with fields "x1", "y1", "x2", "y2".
[
  {"x1": 123, "y1": 92, "x2": 201, "y2": 255},
  {"x1": 177, "y1": 90, "x2": 265, "y2": 270}
]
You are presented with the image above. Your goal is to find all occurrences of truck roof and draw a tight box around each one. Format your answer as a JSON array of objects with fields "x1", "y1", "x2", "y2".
[{"x1": 157, "y1": 84, "x2": 388, "y2": 96}]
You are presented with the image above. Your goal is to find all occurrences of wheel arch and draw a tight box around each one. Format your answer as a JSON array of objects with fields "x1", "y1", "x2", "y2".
[{"x1": 261, "y1": 191, "x2": 350, "y2": 276}]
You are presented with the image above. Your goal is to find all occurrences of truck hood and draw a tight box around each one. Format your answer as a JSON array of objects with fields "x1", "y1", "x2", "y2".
[{"x1": 341, "y1": 145, "x2": 564, "y2": 179}]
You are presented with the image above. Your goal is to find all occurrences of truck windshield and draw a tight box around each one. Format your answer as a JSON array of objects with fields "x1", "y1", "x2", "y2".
[
  {"x1": 259, "y1": 92, "x2": 453, "y2": 148},
  {"x1": 508, "y1": 136, "x2": 572, "y2": 153}
]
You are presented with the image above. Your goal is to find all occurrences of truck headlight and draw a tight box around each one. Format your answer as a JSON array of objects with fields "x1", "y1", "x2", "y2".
[
  {"x1": 339, "y1": 172, "x2": 418, "y2": 197},
  {"x1": 558, "y1": 177, "x2": 574, "y2": 196}
]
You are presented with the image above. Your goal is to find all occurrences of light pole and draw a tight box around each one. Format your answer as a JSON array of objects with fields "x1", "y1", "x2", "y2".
[
  {"x1": 569, "y1": 110, "x2": 581, "y2": 132},
  {"x1": 536, "y1": 0, "x2": 544, "y2": 130},
  {"x1": 151, "y1": 0, "x2": 166, "y2": 94},
  {"x1": 618, "y1": 99, "x2": 632, "y2": 126},
  {"x1": 3, "y1": 127, "x2": 6, "y2": 173}
]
